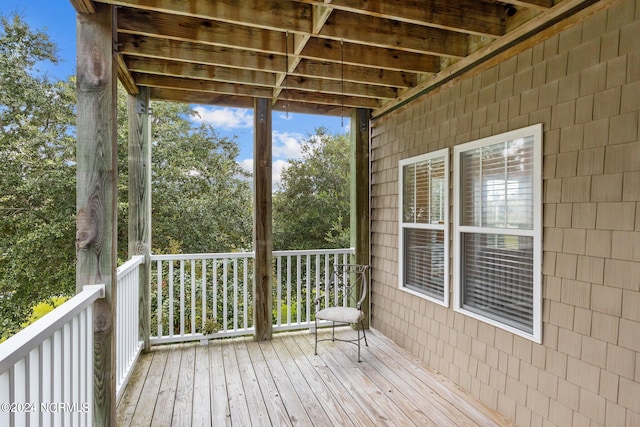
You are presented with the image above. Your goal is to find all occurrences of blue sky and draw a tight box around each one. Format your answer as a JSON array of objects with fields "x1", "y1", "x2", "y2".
[{"x1": 1, "y1": 0, "x2": 349, "y2": 185}]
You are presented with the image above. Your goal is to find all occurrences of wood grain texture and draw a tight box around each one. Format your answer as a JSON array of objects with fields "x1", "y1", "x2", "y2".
[
  {"x1": 118, "y1": 329, "x2": 516, "y2": 426},
  {"x1": 128, "y1": 88, "x2": 152, "y2": 351},
  {"x1": 172, "y1": 345, "x2": 195, "y2": 427},
  {"x1": 72, "y1": 0, "x2": 602, "y2": 113},
  {"x1": 253, "y1": 98, "x2": 273, "y2": 342},
  {"x1": 351, "y1": 109, "x2": 371, "y2": 327},
  {"x1": 75, "y1": 4, "x2": 117, "y2": 426}
]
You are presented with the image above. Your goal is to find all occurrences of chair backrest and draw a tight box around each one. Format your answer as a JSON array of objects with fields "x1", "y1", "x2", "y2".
[{"x1": 331, "y1": 264, "x2": 369, "y2": 310}]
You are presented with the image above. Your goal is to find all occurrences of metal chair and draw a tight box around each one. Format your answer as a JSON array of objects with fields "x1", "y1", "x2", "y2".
[{"x1": 314, "y1": 264, "x2": 369, "y2": 362}]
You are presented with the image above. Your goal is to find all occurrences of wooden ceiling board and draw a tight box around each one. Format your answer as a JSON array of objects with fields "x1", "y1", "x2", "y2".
[{"x1": 67, "y1": 0, "x2": 615, "y2": 116}]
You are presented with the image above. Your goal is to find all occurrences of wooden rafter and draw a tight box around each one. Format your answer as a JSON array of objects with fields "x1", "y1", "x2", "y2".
[{"x1": 71, "y1": 0, "x2": 613, "y2": 115}]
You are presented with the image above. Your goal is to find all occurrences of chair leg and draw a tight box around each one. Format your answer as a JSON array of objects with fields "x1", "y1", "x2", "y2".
[
  {"x1": 331, "y1": 322, "x2": 335, "y2": 341},
  {"x1": 357, "y1": 327, "x2": 361, "y2": 362},
  {"x1": 314, "y1": 318, "x2": 318, "y2": 355},
  {"x1": 361, "y1": 320, "x2": 368, "y2": 347}
]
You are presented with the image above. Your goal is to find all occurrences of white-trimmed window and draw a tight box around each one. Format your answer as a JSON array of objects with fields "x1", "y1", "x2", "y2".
[
  {"x1": 453, "y1": 124, "x2": 542, "y2": 342},
  {"x1": 399, "y1": 149, "x2": 449, "y2": 306}
]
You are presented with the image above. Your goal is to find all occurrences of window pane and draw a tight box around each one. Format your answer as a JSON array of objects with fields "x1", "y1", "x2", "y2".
[
  {"x1": 429, "y1": 158, "x2": 446, "y2": 224},
  {"x1": 404, "y1": 228, "x2": 445, "y2": 300},
  {"x1": 415, "y1": 161, "x2": 431, "y2": 223},
  {"x1": 461, "y1": 233, "x2": 534, "y2": 333},
  {"x1": 461, "y1": 137, "x2": 534, "y2": 229},
  {"x1": 402, "y1": 163, "x2": 416, "y2": 222},
  {"x1": 505, "y1": 137, "x2": 534, "y2": 229}
]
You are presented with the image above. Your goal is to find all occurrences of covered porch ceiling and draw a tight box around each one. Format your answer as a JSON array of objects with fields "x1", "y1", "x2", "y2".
[{"x1": 70, "y1": 0, "x2": 601, "y2": 118}]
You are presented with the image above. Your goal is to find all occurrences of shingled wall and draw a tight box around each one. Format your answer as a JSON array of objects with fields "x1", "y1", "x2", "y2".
[{"x1": 369, "y1": 1, "x2": 640, "y2": 425}]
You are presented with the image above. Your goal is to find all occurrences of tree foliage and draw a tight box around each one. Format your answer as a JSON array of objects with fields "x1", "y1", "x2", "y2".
[
  {"x1": 0, "y1": 15, "x2": 77, "y2": 337},
  {"x1": 0, "y1": 15, "x2": 252, "y2": 337},
  {"x1": 272, "y1": 128, "x2": 351, "y2": 250},
  {"x1": 149, "y1": 102, "x2": 252, "y2": 254}
]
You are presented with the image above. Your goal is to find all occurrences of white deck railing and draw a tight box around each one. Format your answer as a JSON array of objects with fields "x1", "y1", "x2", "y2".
[
  {"x1": 150, "y1": 248, "x2": 354, "y2": 344},
  {"x1": 0, "y1": 248, "x2": 355, "y2": 423},
  {"x1": 0, "y1": 284, "x2": 104, "y2": 427},
  {"x1": 115, "y1": 255, "x2": 145, "y2": 400}
]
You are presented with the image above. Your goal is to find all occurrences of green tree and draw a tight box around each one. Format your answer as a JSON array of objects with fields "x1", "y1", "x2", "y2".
[
  {"x1": 149, "y1": 101, "x2": 253, "y2": 254},
  {"x1": 0, "y1": 15, "x2": 77, "y2": 337},
  {"x1": 0, "y1": 15, "x2": 253, "y2": 338},
  {"x1": 272, "y1": 128, "x2": 350, "y2": 250}
]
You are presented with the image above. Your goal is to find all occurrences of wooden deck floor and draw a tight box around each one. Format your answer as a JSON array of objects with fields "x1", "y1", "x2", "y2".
[{"x1": 117, "y1": 328, "x2": 514, "y2": 426}]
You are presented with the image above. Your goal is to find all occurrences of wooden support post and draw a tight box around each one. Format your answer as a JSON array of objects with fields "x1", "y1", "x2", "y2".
[
  {"x1": 75, "y1": 4, "x2": 117, "y2": 426},
  {"x1": 351, "y1": 108, "x2": 371, "y2": 328},
  {"x1": 253, "y1": 98, "x2": 273, "y2": 341},
  {"x1": 128, "y1": 87, "x2": 151, "y2": 352}
]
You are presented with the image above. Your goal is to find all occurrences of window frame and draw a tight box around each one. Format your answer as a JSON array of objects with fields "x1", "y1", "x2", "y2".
[
  {"x1": 398, "y1": 148, "x2": 450, "y2": 307},
  {"x1": 453, "y1": 124, "x2": 543, "y2": 343}
]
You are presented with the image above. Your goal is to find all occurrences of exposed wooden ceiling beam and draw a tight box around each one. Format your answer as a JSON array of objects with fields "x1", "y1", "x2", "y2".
[
  {"x1": 149, "y1": 87, "x2": 256, "y2": 108},
  {"x1": 132, "y1": 73, "x2": 275, "y2": 98},
  {"x1": 272, "y1": 99, "x2": 347, "y2": 116},
  {"x1": 293, "y1": 60, "x2": 420, "y2": 88},
  {"x1": 132, "y1": 70, "x2": 397, "y2": 100},
  {"x1": 300, "y1": 38, "x2": 441, "y2": 73},
  {"x1": 278, "y1": 75, "x2": 399, "y2": 99},
  {"x1": 116, "y1": 54, "x2": 139, "y2": 94},
  {"x1": 118, "y1": 34, "x2": 287, "y2": 73},
  {"x1": 502, "y1": 0, "x2": 555, "y2": 10},
  {"x1": 280, "y1": 88, "x2": 381, "y2": 108},
  {"x1": 102, "y1": 0, "x2": 314, "y2": 32},
  {"x1": 373, "y1": 0, "x2": 610, "y2": 117},
  {"x1": 319, "y1": 10, "x2": 469, "y2": 58},
  {"x1": 117, "y1": 8, "x2": 284, "y2": 55},
  {"x1": 274, "y1": 0, "x2": 334, "y2": 100},
  {"x1": 124, "y1": 57, "x2": 277, "y2": 87},
  {"x1": 294, "y1": 0, "x2": 507, "y2": 37},
  {"x1": 84, "y1": 0, "x2": 609, "y2": 113},
  {"x1": 70, "y1": 0, "x2": 96, "y2": 14},
  {"x1": 117, "y1": 8, "x2": 442, "y2": 73}
]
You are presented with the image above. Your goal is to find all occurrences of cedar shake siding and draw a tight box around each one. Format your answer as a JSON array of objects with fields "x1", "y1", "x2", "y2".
[{"x1": 369, "y1": 0, "x2": 640, "y2": 425}]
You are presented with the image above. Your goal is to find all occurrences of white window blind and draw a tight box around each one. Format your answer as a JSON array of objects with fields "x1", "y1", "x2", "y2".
[
  {"x1": 454, "y1": 125, "x2": 542, "y2": 342},
  {"x1": 399, "y1": 149, "x2": 449, "y2": 305}
]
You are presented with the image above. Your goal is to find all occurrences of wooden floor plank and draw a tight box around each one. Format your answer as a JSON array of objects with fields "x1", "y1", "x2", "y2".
[
  {"x1": 339, "y1": 329, "x2": 476, "y2": 426},
  {"x1": 117, "y1": 328, "x2": 515, "y2": 427},
  {"x1": 150, "y1": 345, "x2": 182, "y2": 427},
  {"x1": 221, "y1": 339, "x2": 252, "y2": 426},
  {"x1": 270, "y1": 338, "x2": 336, "y2": 425},
  {"x1": 294, "y1": 335, "x2": 378, "y2": 427},
  {"x1": 300, "y1": 332, "x2": 417, "y2": 426},
  {"x1": 131, "y1": 350, "x2": 167, "y2": 427},
  {"x1": 367, "y1": 330, "x2": 515, "y2": 426},
  {"x1": 233, "y1": 341, "x2": 272, "y2": 426},
  {"x1": 116, "y1": 350, "x2": 153, "y2": 427},
  {"x1": 192, "y1": 345, "x2": 212, "y2": 426},
  {"x1": 171, "y1": 345, "x2": 194, "y2": 427},
  {"x1": 259, "y1": 340, "x2": 314, "y2": 426},
  {"x1": 208, "y1": 341, "x2": 231, "y2": 426},
  {"x1": 280, "y1": 335, "x2": 362, "y2": 427},
  {"x1": 329, "y1": 331, "x2": 441, "y2": 426},
  {"x1": 245, "y1": 339, "x2": 292, "y2": 427}
]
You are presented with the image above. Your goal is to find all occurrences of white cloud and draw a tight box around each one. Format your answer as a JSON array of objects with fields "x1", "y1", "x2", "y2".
[
  {"x1": 191, "y1": 106, "x2": 253, "y2": 130},
  {"x1": 272, "y1": 131, "x2": 304, "y2": 160},
  {"x1": 238, "y1": 158, "x2": 290, "y2": 190},
  {"x1": 272, "y1": 159, "x2": 290, "y2": 189},
  {"x1": 239, "y1": 159, "x2": 253, "y2": 175}
]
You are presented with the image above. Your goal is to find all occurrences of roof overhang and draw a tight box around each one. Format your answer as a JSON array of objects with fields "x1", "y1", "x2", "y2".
[{"x1": 69, "y1": 0, "x2": 612, "y2": 118}]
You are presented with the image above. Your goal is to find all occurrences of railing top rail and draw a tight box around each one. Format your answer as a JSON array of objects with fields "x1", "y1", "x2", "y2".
[
  {"x1": 272, "y1": 248, "x2": 354, "y2": 257},
  {"x1": 150, "y1": 248, "x2": 354, "y2": 262},
  {"x1": 151, "y1": 252, "x2": 255, "y2": 261},
  {"x1": 117, "y1": 255, "x2": 145, "y2": 278},
  {"x1": 0, "y1": 284, "x2": 105, "y2": 373}
]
